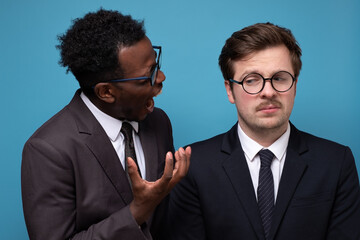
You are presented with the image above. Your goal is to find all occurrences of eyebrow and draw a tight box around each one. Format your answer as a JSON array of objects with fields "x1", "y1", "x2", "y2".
[
  {"x1": 239, "y1": 69, "x2": 290, "y2": 79},
  {"x1": 237, "y1": 70, "x2": 261, "y2": 80}
]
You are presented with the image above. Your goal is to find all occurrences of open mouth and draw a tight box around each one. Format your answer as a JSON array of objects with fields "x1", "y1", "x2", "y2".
[
  {"x1": 155, "y1": 88, "x2": 162, "y2": 97},
  {"x1": 146, "y1": 88, "x2": 162, "y2": 113}
]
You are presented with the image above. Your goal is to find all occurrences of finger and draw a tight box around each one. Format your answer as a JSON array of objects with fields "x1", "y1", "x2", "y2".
[
  {"x1": 156, "y1": 152, "x2": 174, "y2": 190},
  {"x1": 163, "y1": 152, "x2": 174, "y2": 179},
  {"x1": 174, "y1": 148, "x2": 182, "y2": 170},
  {"x1": 127, "y1": 157, "x2": 142, "y2": 186},
  {"x1": 185, "y1": 146, "x2": 191, "y2": 169},
  {"x1": 174, "y1": 147, "x2": 189, "y2": 178}
]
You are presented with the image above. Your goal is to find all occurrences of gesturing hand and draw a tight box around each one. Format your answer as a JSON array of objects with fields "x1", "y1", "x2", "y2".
[{"x1": 128, "y1": 146, "x2": 191, "y2": 225}]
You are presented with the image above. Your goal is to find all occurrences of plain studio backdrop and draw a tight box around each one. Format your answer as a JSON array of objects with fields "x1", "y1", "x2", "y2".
[{"x1": 1, "y1": 0, "x2": 359, "y2": 238}]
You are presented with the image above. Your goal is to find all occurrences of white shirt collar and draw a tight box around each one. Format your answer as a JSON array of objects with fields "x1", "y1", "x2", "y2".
[
  {"x1": 80, "y1": 92, "x2": 139, "y2": 142},
  {"x1": 237, "y1": 122, "x2": 290, "y2": 161}
]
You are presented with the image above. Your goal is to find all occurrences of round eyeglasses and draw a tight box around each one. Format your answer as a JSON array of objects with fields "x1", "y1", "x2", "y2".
[{"x1": 229, "y1": 71, "x2": 295, "y2": 95}]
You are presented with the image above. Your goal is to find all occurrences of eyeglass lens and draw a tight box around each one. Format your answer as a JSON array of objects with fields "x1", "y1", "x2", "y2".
[
  {"x1": 242, "y1": 71, "x2": 294, "y2": 94},
  {"x1": 150, "y1": 47, "x2": 162, "y2": 85}
]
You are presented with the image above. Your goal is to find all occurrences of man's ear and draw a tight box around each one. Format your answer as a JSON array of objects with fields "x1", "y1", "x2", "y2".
[
  {"x1": 93, "y1": 83, "x2": 116, "y2": 104},
  {"x1": 224, "y1": 80, "x2": 235, "y2": 104}
]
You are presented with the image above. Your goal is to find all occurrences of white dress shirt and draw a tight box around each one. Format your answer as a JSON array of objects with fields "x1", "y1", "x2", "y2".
[
  {"x1": 237, "y1": 123, "x2": 290, "y2": 201},
  {"x1": 80, "y1": 92, "x2": 146, "y2": 179}
]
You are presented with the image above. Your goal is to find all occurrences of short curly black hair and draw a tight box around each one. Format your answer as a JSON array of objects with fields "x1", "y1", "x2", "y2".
[{"x1": 57, "y1": 9, "x2": 145, "y2": 91}]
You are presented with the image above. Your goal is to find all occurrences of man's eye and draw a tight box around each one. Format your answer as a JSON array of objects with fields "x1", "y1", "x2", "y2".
[
  {"x1": 273, "y1": 77, "x2": 285, "y2": 82},
  {"x1": 244, "y1": 78, "x2": 261, "y2": 85},
  {"x1": 138, "y1": 79, "x2": 149, "y2": 85},
  {"x1": 134, "y1": 78, "x2": 151, "y2": 86}
]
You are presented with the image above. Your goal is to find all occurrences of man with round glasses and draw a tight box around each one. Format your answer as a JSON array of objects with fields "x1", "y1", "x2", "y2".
[
  {"x1": 168, "y1": 23, "x2": 360, "y2": 240},
  {"x1": 21, "y1": 9, "x2": 190, "y2": 240}
]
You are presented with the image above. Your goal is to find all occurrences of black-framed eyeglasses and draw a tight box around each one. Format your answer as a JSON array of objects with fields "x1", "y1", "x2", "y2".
[
  {"x1": 106, "y1": 45, "x2": 162, "y2": 86},
  {"x1": 229, "y1": 71, "x2": 295, "y2": 95}
]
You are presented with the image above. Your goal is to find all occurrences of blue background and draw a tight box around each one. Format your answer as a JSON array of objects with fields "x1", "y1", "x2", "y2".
[{"x1": 1, "y1": 0, "x2": 359, "y2": 238}]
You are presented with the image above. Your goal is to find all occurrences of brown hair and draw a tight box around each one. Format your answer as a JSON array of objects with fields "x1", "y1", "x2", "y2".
[{"x1": 218, "y1": 22, "x2": 302, "y2": 81}]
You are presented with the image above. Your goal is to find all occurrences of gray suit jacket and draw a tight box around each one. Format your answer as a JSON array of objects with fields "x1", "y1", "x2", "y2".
[
  {"x1": 168, "y1": 123, "x2": 360, "y2": 240},
  {"x1": 22, "y1": 90, "x2": 174, "y2": 239}
]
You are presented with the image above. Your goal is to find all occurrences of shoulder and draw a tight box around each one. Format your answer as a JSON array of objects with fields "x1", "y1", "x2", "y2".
[
  {"x1": 27, "y1": 106, "x2": 74, "y2": 142},
  {"x1": 189, "y1": 133, "x2": 226, "y2": 153},
  {"x1": 26, "y1": 92, "x2": 86, "y2": 142},
  {"x1": 296, "y1": 128, "x2": 350, "y2": 153},
  {"x1": 22, "y1": 105, "x2": 77, "y2": 167},
  {"x1": 292, "y1": 126, "x2": 355, "y2": 170},
  {"x1": 147, "y1": 107, "x2": 169, "y2": 120},
  {"x1": 24, "y1": 93, "x2": 91, "y2": 152},
  {"x1": 185, "y1": 132, "x2": 229, "y2": 171},
  {"x1": 141, "y1": 107, "x2": 172, "y2": 129},
  {"x1": 140, "y1": 107, "x2": 174, "y2": 147},
  {"x1": 189, "y1": 124, "x2": 238, "y2": 155}
]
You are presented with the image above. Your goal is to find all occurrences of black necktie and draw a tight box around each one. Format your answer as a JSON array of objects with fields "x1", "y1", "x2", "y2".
[
  {"x1": 257, "y1": 149, "x2": 275, "y2": 240},
  {"x1": 121, "y1": 122, "x2": 142, "y2": 178}
]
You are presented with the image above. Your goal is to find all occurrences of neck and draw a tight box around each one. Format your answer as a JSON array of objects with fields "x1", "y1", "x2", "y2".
[
  {"x1": 86, "y1": 93, "x2": 117, "y2": 119},
  {"x1": 239, "y1": 122, "x2": 288, "y2": 147}
]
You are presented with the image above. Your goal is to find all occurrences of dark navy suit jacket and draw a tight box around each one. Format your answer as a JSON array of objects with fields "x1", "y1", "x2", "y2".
[{"x1": 168, "y1": 123, "x2": 360, "y2": 240}]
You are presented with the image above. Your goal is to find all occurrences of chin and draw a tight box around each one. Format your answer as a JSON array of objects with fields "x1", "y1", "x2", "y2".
[
  {"x1": 120, "y1": 109, "x2": 149, "y2": 122},
  {"x1": 258, "y1": 119, "x2": 287, "y2": 130}
]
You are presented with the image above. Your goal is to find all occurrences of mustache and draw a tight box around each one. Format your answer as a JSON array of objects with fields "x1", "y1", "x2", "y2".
[{"x1": 256, "y1": 100, "x2": 282, "y2": 111}]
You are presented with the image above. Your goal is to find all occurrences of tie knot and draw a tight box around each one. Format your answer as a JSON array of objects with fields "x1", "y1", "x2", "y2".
[
  {"x1": 258, "y1": 149, "x2": 274, "y2": 168},
  {"x1": 121, "y1": 122, "x2": 133, "y2": 140}
]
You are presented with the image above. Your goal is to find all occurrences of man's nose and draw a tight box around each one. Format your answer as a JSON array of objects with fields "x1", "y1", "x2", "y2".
[
  {"x1": 155, "y1": 69, "x2": 166, "y2": 84},
  {"x1": 260, "y1": 79, "x2": 276, "y2": 97}
]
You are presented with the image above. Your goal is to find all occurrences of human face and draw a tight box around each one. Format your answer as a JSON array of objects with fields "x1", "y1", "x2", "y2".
[
  {"x1": 111, "y1": 37, "x2": 165, "y2": 121},
  {"x1": 225, "y1": 45, "x2": 297, "y2": 139}
]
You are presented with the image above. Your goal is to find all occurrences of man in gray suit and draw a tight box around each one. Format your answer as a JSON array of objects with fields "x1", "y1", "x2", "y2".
[{"x1": 21, "y1": 9, "x2": 190, "y2": 240}]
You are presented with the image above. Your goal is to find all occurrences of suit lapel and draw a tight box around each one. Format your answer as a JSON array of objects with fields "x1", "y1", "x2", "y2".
[
  {"x1": 222, "y1": 124, "x2": 265, "y2": 239},
  {"x1": 69, "y1": 91, "x2": 133, "y2": 204},
  {"x1": 269, "y1": 124, "x2": 308, "y2": 240},
  {"x1": 139, "y1": 120, "x2": 159, "y2": 181},
  {"x1": 84, "y1": 132, "x2": 133, "y2": 204}
]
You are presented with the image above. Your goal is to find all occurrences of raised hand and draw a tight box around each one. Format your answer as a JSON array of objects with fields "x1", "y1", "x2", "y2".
[{"x1": 128, "y1": 146, "x2": 191, "y2": 224}]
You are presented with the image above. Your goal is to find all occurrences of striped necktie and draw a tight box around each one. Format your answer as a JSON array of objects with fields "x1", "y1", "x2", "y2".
[{"x1": 257, "y1": 149, "x2": 275, "y2": 240}]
